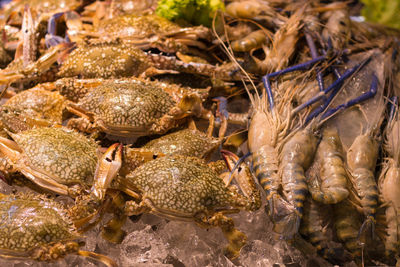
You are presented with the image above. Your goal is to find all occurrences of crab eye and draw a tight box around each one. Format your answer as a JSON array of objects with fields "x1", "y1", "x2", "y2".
[
  {"x1": 238, "y1": 166, "x2": 242, "y2": 172},
  {"x1": 106, "y1": 157, "x2": 112, "y2": 162},
  {"x1": 153, "y1": 154, "x2": 158, "y2": 159}
]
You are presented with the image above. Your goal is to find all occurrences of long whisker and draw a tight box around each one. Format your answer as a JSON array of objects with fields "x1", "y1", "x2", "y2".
[{"x1": 212, "y1": 11, "x2": 258, "y2": 106}]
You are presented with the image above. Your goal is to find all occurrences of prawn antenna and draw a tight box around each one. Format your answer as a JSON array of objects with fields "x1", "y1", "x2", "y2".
[
  {"x1": 225, "y1": 151, "x2": 252, "y2": 186},
  {"x1": 212, "y1": 11, "x2": 259, "y2": 107}
]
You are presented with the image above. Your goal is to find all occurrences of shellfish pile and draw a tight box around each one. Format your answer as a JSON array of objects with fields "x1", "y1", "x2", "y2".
[{"x1": 0, "y1": 0, "x2": 399, "y2": 266}]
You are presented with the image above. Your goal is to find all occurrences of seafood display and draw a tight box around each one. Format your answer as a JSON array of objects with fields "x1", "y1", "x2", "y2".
[{"x1": 0, "y1": 0, "x2": 400, "y2": 266}]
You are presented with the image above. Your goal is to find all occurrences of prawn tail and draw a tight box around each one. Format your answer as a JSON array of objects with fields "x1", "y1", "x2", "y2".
[
  {"x1": 267, "y1": 193, "x2": 286, "y2": 220},
  {"x1": 320, "y1": 247, "x2": 352, "y2": 265},
  {"x1": 270, "y1": 201, "x2": 301, "y2": 239}
]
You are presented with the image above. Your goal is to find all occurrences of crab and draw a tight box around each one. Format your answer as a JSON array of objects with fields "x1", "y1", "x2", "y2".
[
  {"x1": 2, "y1": 0, "x2": 86, "y2": 42},
  {"x1": 1, "y1": 36, "x2": 241, "y2": 86},
  {"x1": 0, "y1": 77, "x2": 105, "y2": 125},
  {"x1": 0, "y1": 193, "x2": 114, "y2": 266},
  {"x1": 0, "y1": 42, "x2": 73, "y2": 86},
  {"x1": 56, "y1": 37, "x2": 244, "y2": 80},
  {"x1": 81, "y1": 0, "x2": 157, "y2": 20},
  {"x1": 0, "y1": 143, "x2": 122, "y2": 266},
  {"x1": 111, "y1": 150, "x2": 261, "y2": 259},
  {"x1": 100, "y1": 122, "x2": 226, "y2": 243},
  {"x1": 141, "y1": 124, "x2": 221, "y2": 158},
  {"x1": 65, "y1": 77, "x2": 214, "y2": 138},
  {"x1": 2, "y1": 0, "x2": 83, "y2": 21},
  {"x1": 119, "y1": 122, "x2": 223, "y2": 176},
  {"x1": 0, "y1": 126, "x2": 100, "y2": 196},
  {"x1": 0, "y1": 0, "x2": 83, "y2": 86},
  {"x1": 0, "y1": 84, "x2": 66, "y2": 133},
  {"x1": 79, "y1": 13, "x2": 211, "y2": 55}
]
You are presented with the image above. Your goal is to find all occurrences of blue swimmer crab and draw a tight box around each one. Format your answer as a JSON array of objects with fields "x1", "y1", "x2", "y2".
[
  {"x1": 0, "y1": 127, "x2": 99, "y2": 196},
  {"x1": 0, "y1": 142, "x2": 123, "y2": 266},
  {"x1": 112, "y1": 150, "x2": 261, "y2": 259},
  {"x1": 81, "y1": 13, "x2": 211, "y2": 54},
  {"x1": 66, "y1": 78, "x2": 213, "y2": 138}
]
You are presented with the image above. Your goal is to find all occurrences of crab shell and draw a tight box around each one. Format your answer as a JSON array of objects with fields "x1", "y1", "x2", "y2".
[
  {"x1": 0, "y1": 193, "x2": 80, "y2": 258},
  {"x1": 97, "y1": 14, "x2": 185, "y2": 39},
  {"x1": 0, "y1": 86, "x2": 66, "y2": 133},
  {"x1": 67, "y1": 78, "x2": 209, "y2": 137},
  {"x1": 0, "y1": 192, "x2": 118, "y2": 266},
  {"x1": 142, "y1": 128, "x2": 221, "y2": 158},
  {"x1": 120, "y1": 155, "x2": 251, "y2": 217},
  {"x1": 115, "y1": 154, "x2": 260, "y2": 259},
  {"x1": 120, "y1": 128, "x2": 221, "y2": 175},
  {"x1": 93, "y1": 14, "x2": 211, "y2": 52},
  {"x1": 57, "y1": 40, "x2": 150, "y2": 79},
  {"x1": 0, "y1": 127, "x2": 98, "y2": 195}
]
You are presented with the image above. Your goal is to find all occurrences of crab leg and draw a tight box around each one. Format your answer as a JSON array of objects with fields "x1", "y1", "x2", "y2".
[
  {"x1": 70, "y1": 143, "x2": 123, "y2": 230},
  {"x1": 21, "y1": 5, "x2": 36, "y2": 67},
  {"x1": 0, "y1": 42, "x2": 74, "y2": 85},
  {"x1": 221, "y1": 150, "x2": 261, "y2": 212},
  {"x1": 77, "y1": 250, "x2": 117, "y2": 267}
]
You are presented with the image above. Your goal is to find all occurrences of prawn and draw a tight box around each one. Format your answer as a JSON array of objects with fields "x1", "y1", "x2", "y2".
[
  {"x1": 225, "y1": 0, "x2": 287, "y2": 28},
  {"x1": 250, "y1": 6, "x2": 305, "y2": 73},
  {"x1": 231, "y1": 29, "x2": 269, "y2": 52},
  {"x1": 334, "y1": 199, "x2": 363, "y2": 259},
  {"x1": 378, "y1": 48, "x2": 400, "y2": 259},
  {"x1": 299, "y1": 195, "x2": 349, "y2": 264},
  {"x1": 248, "y1": 89, "x2": 296, "y2": 237},
  {"x1": 379, "y1": 107, "x2": 400, "y2": 257},
  {"x1": 279, "y1": 123, "x2": 318, "y2": 233},
  {"x1": 327, "y1": 49, "x2": 387, "y2": 240},
  {"x1": 277, "y1": 49, "x2": 379, "y2": 236},
  {"x1": 308, "y1": 126, "x2": 349, "y2": 204},
  {"x1": 212, "y1": 12, "x2": 296, "y2": 237}
]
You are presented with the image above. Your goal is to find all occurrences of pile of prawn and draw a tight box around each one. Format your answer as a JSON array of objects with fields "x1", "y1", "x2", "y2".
[{"x1": 221, "y1": 0, "x2": 400, "y2": 265}]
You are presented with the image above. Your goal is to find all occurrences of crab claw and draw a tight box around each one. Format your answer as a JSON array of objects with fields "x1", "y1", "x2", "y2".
[
  {"x1": 220, "y1": 149, "x2": 239, "y2": 186},
  {"x1": 221, "y1": 149, "x2": 261, "y2": 211},
  {"x1": 91, "y1": 143, "x2": 123, "y2": 201}
]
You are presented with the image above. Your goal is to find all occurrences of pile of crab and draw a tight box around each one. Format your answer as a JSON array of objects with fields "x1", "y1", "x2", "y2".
[{"x1": 1, "y1": 0, "x2": 400, "y2": 266}]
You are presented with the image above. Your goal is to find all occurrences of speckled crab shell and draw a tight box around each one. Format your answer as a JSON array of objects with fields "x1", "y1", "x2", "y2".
[
  {"x1": 7, "y1": 127, "x2": 98, "y2": 186},
  {"x1": 120, "y1": 128, "x2": 221, "y2": 175},
  {"x1": 0, "y1": 86, "x2": 66, "y2": 133},
  {"x1": 93, "y1": 14, "x2": 210, "y2": 53},
  {"x1": 142, "y1": 128, "x2": 221, "y2": 158},
  {"x1": 121, "y1": 155, "x2": 249, "y2": 215},
  {"x1": 96, "y1": 13, "x2": 183, "y2": 39},
  {"x1": 57, "y1": 40, "x2": 150, "y2": 79},
  {"x1": 0, "y1": 193, "x2": 79, "y2": 254},
  {"x1": 70, "y1": 78, "x2": 193, "y2": 136}
]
